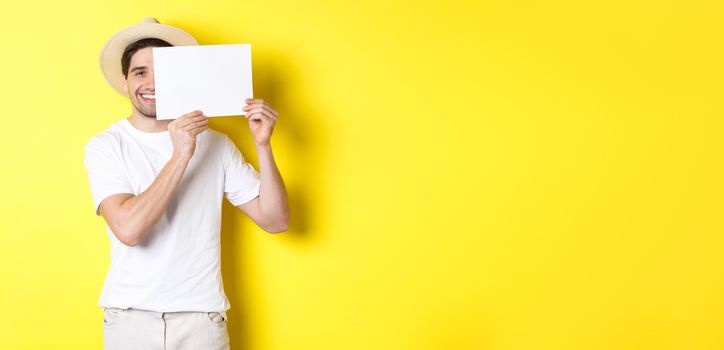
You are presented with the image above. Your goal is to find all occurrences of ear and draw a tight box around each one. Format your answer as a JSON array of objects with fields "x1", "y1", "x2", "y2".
[{"x1": 122, "y1": 77, "x2": 128, "y2": 91}]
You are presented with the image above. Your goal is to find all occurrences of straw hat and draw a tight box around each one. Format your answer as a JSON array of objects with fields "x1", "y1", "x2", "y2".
[{"x1": 99, "y1": 17, "x2": 198, "y2": 96}]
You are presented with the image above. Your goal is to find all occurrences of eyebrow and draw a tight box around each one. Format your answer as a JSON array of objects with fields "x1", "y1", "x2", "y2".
[{"x1": 130, "y1": 66, "x2": 148, "y2": 73}]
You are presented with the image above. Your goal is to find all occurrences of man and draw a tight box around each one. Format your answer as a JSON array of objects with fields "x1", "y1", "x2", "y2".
[{"x1": 84, "y1": 18, "x2": 289, "y2": 349}]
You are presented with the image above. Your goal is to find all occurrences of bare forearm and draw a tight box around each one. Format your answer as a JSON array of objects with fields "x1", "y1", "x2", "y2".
[
  {"x1": 256, "y1": 143, "x2": 289, "y2": 230},
  {"x1": 115, "y1": 153, "x2": 191, "y2": 243}
]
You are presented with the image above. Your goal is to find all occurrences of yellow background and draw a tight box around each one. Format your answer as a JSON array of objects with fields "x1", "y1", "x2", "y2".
[{"x1": 1, "y1": 0, "x2": 723, "y2": 349}]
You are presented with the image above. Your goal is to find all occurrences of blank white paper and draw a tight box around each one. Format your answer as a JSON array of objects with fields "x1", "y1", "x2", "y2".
[{"x1": 153, "y1": 44, "x2": 253, "y2": 120}]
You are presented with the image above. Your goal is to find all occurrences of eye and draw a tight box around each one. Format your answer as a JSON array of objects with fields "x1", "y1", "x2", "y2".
[{"x1": 135, "y1": 71, "x2": 145, "y2": 76}]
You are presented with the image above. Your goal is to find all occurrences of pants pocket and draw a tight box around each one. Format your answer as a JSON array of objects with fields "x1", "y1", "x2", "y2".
[
  {"x1": 103, "y1": 307, "x2": 123, "y2": 327},
  {"x1": 206, "y1": 312, "x2": 226, "y2": 326}
]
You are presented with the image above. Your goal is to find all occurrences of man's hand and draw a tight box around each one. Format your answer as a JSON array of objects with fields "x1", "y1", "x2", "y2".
[
  {"x1": 243, "y1": 99, "x2": 279, "y2": 146},
  {"x1": 168, "y1": 110, "x2": 208, "y2": 158},
  {"x1": 237, "y1": 98, "x2": 288, "y2": 233}
]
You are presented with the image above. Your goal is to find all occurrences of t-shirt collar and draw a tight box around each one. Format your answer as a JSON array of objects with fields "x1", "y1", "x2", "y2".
[{"x1": 120, "y1": 118, "x2": 169, "y2": 139}]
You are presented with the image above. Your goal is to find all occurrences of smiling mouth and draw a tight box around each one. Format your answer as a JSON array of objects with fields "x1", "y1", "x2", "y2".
[{"x1": 138, "y1": 92, "x2": 156, "y2": 104}]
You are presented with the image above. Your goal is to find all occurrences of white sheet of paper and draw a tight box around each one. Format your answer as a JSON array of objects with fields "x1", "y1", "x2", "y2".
[{"x1": 153, "y1": 44, "x2": 253, "y2": 120}]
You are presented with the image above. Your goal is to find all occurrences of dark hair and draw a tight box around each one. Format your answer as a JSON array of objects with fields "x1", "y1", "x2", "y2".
[{"x1": 121, "y1": 38, "x2": 172, "y2": 78}]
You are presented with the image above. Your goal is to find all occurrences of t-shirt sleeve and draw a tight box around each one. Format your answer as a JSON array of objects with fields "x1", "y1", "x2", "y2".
[
  {"x1": 222, "y1": 135, "x2": 261, "y2": 206},
  {"x1": 84, "y1": 136, "x2": 134, "y2": 215}
]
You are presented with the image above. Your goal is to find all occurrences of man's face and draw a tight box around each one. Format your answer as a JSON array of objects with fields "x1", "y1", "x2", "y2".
[{"x1": 123, "y1": 47, "x2": 157, "y2": 118}]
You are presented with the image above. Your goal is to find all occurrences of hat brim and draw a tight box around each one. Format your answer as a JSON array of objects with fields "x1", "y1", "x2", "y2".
[{"x1": 99, "y1": 21, "x2": 198, "y2": 97}]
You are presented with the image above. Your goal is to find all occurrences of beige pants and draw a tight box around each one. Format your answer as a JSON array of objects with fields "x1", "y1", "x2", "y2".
[{"x1": 102, "y1": 307, "x2": 230, "y2": 350}]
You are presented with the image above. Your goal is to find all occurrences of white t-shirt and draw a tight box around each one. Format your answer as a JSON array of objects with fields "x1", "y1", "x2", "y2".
[{"x1": 84, "y1": 118, "x2": 260, "y2": 319}]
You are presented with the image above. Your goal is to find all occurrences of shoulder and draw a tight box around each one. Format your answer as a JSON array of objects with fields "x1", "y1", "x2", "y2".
[
  {"x1": 201, "y1": 128, "x2": 245, "y2": 165},
  {"x1": 84, "y1": 120, "x2": 126, "y2": 154},
  {"x1": 204, "y1": 127, "x2": 232, "y2": 141},
  {"x1": 202, "y1": 127, "x2": 235, "y2": 149}
]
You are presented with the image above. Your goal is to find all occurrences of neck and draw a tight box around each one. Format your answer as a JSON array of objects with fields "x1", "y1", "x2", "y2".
[{"x1": 127, "y1": 108, "x2": 170, "y2": 133}]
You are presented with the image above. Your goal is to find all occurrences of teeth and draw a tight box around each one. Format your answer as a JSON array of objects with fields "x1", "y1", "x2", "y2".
[{"x1": 141, "y1": 94, "x2": 156, "y2": 99}]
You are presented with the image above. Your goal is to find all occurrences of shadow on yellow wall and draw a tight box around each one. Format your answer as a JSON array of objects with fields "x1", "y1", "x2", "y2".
[{"x1": 210, "y1": 47, "x2": 328, "y2": 348}]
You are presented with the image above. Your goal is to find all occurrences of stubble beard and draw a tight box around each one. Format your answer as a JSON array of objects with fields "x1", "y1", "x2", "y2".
[{"x1": 132, "y1": 96, "x2": 157, "y2": 119}]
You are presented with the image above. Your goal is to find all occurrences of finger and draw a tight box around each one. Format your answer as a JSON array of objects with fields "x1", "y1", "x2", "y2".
[
  {"x1": 180, "y1": 114, "x2": 208, "y2": 123},
  {"x1": 247, "y1": 107, "x2": 277, "y2": 120},
  {"x1": 180, "y1": 118, "x2": 209, "y2": 131},
  {"x1": 249, "y1": 108, "x2": 277, "y2": 120},
  {"x1": 247, "y1": 110, "x2": 274, "y2": 121},
  {"x1": 243, "y1": 103, "x2": 278, "y2": 117},
  {"x1": 248, "y1": 112, "x2": 276, "y2": 127},
  {"x1": 245, "y1": 105, "x2": 278, "y2": 119},
  {"x1": 174, "y1": 115, "x2": 207, "y2": 129},
  {"x1": 171, "y1": 110, "x2": 203, "y2": 124},
  {"x1": 174, "y1": 110, "x2": 203, "y2": 122},
  {"x1": 247, "y1": 112, "x2": 264, "y2": 122},
  {"x1": 244, "y1": 99, "x2": 277, "y2": 113},
  {"x1": 188, "y1": 124, "x2": 208, "y2": 136},
  {"x1": 183, "y1": 110, "x2": 204, "y2": 117},
  {"x1": 244, "y1": 98, "x2": 266, "y2": 105}
]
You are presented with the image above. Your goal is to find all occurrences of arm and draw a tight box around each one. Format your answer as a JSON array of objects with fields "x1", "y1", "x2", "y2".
[
  {"x1": 237, "y1": 143, "x2": 289, "y2": 233},
  {"x1": 99, "y1": 111, "x2": 208, "y2": 246},
  {"x1": 236, "y1": 98, "x2": 290, "y2": 233}
]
